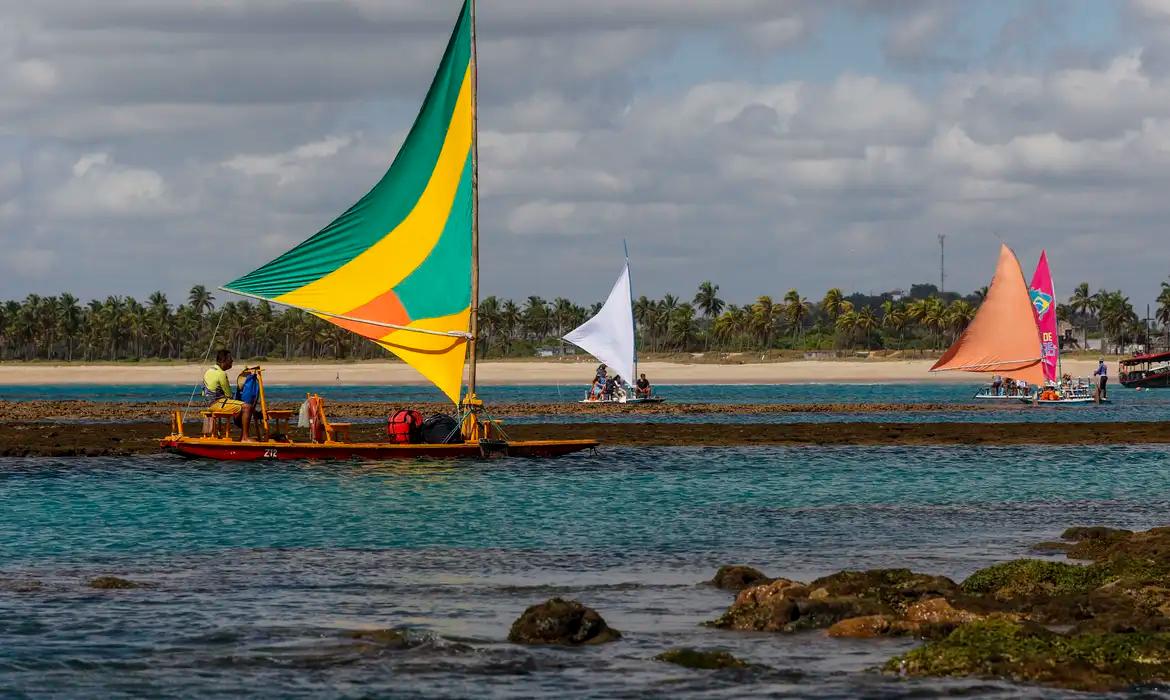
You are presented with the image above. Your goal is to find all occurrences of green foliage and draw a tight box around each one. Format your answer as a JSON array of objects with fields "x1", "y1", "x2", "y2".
[{"x1": 5, "y1": 276, "x2": 1167, "y2": 361}]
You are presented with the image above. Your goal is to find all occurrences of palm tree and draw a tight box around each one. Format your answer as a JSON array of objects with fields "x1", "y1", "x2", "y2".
[
  {"x1": 1098, "y1": 290, "x2": 1137, "y2": 353},
  {"x1": 693, "y1": 281, "x2": 724, "y2": 350},
  {"x1": 1157, "y1": 281, "x2": 1170, "y2": 350},
  {"x1": 821, "y1": 288, "x2": 845, "y2": 321},
  {"x1": 188, "y1": 285, "x2": 215, "y2": 316},
  {"x1": 522, "y1": 296, "x2": 549, "y2": 342},
  {"x1": 881, "y1": 301, "x2": 907, "y2": 344},
  {"x1": 945, "y1": 300, "x2": 976, "y2": 341},
  {"x1": 783, "y1": 289, "x2": 809, "y2": 342},
  {"x1": 669, "y1": 303, "x2": 698, "y2": 350},
  {"x1": 835, "y1": 308, "x2": 859, "y2": 348},
  {"x1": 693, "y1": 281, "x2": 724, "y2": 319},
  {"x1": 856, "y1": 307, "x2": 879, "y2": 348},
  {"x1": 478, "y1": 296, "x2": 502, "y2": 357},
  {"x1": 750, "y1": 295, "x2": 780, "y2": 349},
  {"x1": 1068, "y1": 282, "x2": 1095, "y2": 350}
]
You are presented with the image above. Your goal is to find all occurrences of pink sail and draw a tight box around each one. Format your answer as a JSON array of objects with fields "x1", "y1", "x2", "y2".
[{"x1": 1028, "y1": 250, "x2": 1059, "y2": 383}]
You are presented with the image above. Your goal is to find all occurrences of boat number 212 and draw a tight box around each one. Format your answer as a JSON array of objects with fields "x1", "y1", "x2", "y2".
[{"x1": 263, "y1": 449, "x2": 278, "y2": 459}]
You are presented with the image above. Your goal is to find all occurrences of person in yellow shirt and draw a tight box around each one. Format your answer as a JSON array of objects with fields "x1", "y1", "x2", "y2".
[{"x1": 202, "y1": 349, "x2": 253, "y2": 440}]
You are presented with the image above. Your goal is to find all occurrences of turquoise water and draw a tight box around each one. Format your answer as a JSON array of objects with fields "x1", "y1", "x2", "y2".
[{"x1": 3, "y1": 446, "x2": 1169, "y2": 697}]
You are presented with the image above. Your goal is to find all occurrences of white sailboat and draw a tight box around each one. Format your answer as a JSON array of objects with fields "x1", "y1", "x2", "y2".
[{"x1": 563, "y1": 253, "x2": 663, "y2": 404}]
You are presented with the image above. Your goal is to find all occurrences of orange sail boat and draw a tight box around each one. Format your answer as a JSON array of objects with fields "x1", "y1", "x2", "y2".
[
  {"x1": 932, "y1": 244, "x2": 1045, "y2": 393},
  {"x1": 160, "y1": 0, "x2": 599, "y2": 460}
]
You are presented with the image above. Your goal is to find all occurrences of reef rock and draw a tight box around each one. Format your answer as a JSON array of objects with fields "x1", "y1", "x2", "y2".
[
  {"x1": 88, "y1": 576, "x2": 141, "y2": 590},
  {"x1": 507, "y1": 598, "x2": 621, "y2": 646},
  {"x1": 656, "y1": 648, "x2": 750, "y2": 669},
  {"x1": 710, "y1": 569, "x2": 957, "y2": 632},
  {"x1": 886, "y1": 617, "x2": 1170, "y2": 692},
  {"x1": 708, "y1": 578, "x2": 805, "y2": 631},
  {"x1": 710, "y1": 565, "x2": 771, "y2": 591}
]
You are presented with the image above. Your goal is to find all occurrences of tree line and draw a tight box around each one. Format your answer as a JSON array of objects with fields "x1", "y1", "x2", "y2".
[{"x1": 1, "y1": 281, "x2": 1167, "y2": 362}]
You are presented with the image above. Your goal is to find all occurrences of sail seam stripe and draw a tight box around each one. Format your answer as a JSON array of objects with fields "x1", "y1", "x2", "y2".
[{"x1": 221, "y1": 287, "x2": 472, "y2": 338}]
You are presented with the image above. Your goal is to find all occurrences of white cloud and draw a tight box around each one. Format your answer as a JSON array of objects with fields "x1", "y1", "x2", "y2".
[
  {"x1": 224, "y1": 135, "x2": 353, "y2": 185},
  {"x1": 51, "y1": 152, "x2": 171, "y2": 217}
]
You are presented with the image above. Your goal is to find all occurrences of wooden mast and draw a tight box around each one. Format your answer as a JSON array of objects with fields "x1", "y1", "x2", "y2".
[{"x1": 466, "y1": 0, "x2": 481, "y2": 403}]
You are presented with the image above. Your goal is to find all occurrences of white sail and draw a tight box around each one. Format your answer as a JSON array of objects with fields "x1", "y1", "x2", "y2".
[{"x1": 564, "y1": 263, "x2": 635, "y2": 386}]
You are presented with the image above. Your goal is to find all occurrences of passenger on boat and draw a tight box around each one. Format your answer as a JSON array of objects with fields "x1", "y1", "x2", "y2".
[
  {"x1": 586, "y1": 376, "x2": 604, "y2": 401},
  {"x1": 1095, "y1": 359, "x2": 1109, "y2": 399},
  {"x1": 635, "y1": 373, "x2": 651, "y2": 399},
  {"x1": 991, "y1": 375, "x2": 1002, "y2": 396},
  {"x1": 202, "y1": 349, "x2": 252, "y2": 440},
  {"x1": 608, "y1": 376, "x2": 627, "y2": 402}
]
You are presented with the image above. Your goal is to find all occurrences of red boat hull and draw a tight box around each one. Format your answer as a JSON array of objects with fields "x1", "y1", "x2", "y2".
[{"x1": 160, "y1": 436, "x2": 598, "y2": 461}]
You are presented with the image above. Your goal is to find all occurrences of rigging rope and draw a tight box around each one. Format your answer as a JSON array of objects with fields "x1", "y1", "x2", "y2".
[{"x1": 182, "y1": 308, "x2": 227, "y2": 422}]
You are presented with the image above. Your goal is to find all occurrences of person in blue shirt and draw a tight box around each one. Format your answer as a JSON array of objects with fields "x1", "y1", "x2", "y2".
[{"x1": 1094, "y1": 359, "x2": 1108, "y2": 399}]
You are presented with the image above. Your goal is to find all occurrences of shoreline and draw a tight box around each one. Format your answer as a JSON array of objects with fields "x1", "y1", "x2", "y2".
[{"x1": 0, "y1": 359, "x2": 1108, "y2": 386}]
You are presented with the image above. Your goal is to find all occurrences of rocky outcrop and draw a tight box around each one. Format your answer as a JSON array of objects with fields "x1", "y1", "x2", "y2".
[
  {"x1": 709, "y1": 570, "x2": 961, "y2": 633},
  {"x1": 827, "y1": 598, "x2": 991, "y2": 639},
  {"x1": 656, "y1": 648, "x2": 750, "y2": 670},
  {"x1": 710, "y1": 565, "x2": 771, "y2": 591},
  {"x1": 88, "y1": 576, "x2": 141, "y2": 589},
  {"x1": 507, "y1": 598, "x2": 621, "y2": 646},
  {"x1": 886, "y1": 618, "x2": 1170, "y2": 692}
]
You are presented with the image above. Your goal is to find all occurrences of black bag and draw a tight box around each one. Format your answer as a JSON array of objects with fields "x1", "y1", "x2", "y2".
[{"x1": 420, "y1": 414, "x2": 464, "y2": 444}]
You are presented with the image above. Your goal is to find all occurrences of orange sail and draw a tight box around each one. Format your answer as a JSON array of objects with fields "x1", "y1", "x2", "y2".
[{"x1": 930, "y1": 243, "x2": 1045, "y2": 385}]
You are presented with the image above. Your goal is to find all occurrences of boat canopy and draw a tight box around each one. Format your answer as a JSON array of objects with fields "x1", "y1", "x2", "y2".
[
  {"x1": 563, "y1": 263, "x2": 636, "y2": 386},
  {"x1": 1120, "y1": 351, "x2": 1170, "y2": 366},
  {"x1": 931, "y1": 243, "x2": 1045, "y2": 385},
  {"x1": 223, "y1": 1, "x2": 474, "y2": 403}
]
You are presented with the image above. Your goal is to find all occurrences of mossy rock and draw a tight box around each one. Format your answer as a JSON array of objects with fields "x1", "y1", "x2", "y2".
[
  {"x1": 507, "y1": 598, "x2": 621, "y2": 646},
  {"x1": 88, "y1": 576, "x2": 141, "y2": 590},
  {"x1": 1060, "y1": 527, "x2": 1135, "y2": 561},
  {"x1": 808, "y1": 568, "x2": 959, "y2": 612},
  {"x1": 960, "y1": 559, "x2": 1110, "y2": 600},
  {"x1": 656, "y1": 648, "x2": 750, "y2": 670},
  {"x1": 710, "y1": 565, "x2": 772, "y2": 591},
  {"x1": 343, "y1": 629, "x2": 412, "y2": 648},
  {"x1": 886, "y1": 618, "x2": 1170, "y2": 692}
]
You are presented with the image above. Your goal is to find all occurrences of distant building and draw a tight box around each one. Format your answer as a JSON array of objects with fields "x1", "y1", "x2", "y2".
[
  {"x1": 536, "y1": 346, "x2": 577, "y2": 358},
  {"x1": 886, "y1": 289, "x2": 906, "y2": 301}
]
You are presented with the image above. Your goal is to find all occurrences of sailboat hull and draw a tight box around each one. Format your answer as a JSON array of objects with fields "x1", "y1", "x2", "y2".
[
  {"x1": 578, "y1": 397, "x2": 665, "y2": 405},
  {"x1": 160, "y1": 436, "x2": 599, "y2": 461}
]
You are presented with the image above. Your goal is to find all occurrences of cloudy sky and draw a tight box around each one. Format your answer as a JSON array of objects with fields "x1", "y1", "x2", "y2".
[{"x1": 1, "y1": 0, "x2": 1168, "y2": 309}]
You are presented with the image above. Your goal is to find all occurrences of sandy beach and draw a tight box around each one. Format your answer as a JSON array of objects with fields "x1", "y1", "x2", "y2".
[{"x1": 0, "y1": 358, "x2": 1107, "y2": 386}]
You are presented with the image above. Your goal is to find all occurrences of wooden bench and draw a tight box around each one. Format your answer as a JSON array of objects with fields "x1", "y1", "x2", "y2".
[
  {"x1": 201, "y1": 408, "x2": 239, "y2": 439},
  {"x1": 265, "y1": 409, "x2": 295, "y2": 441},
  {"x1": 326, "y1": 422, "x2": 352, "y2": 443}
]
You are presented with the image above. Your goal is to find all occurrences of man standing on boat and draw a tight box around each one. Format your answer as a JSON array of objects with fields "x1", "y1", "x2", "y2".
[{"x1": 1094, "y1": 359, "x2": 1109, "y2": 400}]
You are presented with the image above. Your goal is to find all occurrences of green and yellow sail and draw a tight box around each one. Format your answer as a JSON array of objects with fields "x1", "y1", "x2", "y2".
[{"x1": 225, "y1": 1, "x2": 473, "y2": 403}]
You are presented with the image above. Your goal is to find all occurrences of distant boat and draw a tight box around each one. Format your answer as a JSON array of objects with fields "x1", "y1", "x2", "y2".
[
  {"x1": 1120, "y1": 351, "x2": 1170, "y2": 389},
  {"x1": 936, "y1": 244, "x2": 1104, "y2": 405},
  {"x1": 564, "y1": 252, "x2": 663, "y2": 405},
  {"x1": 933, "y1": 244, "x2": 1046, "y2": 389},
  {"x1": 161, "y1": 0, "x2": 599, "y2": 460}
]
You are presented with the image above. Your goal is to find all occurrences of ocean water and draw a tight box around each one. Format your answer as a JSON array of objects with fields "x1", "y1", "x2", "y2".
[{"x1": 3, "y1": 445, "x2": 1169, "y2": 698}]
